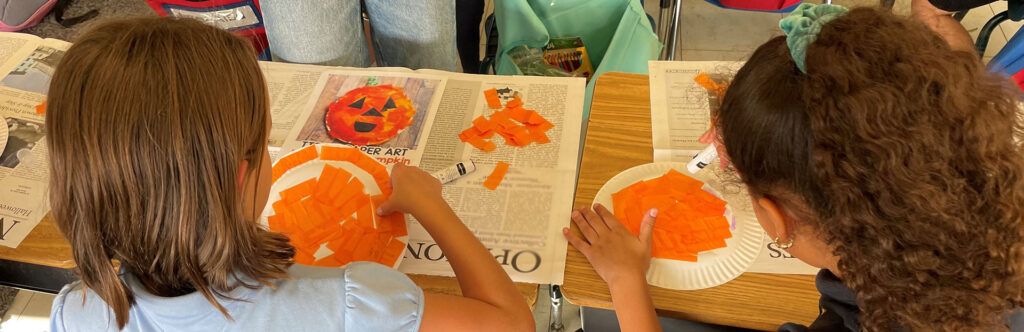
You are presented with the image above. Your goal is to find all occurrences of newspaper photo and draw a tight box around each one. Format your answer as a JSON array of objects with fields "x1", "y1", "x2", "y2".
[
  {"x1": 648, "y1": 60, "x2": 818, "y2": 275},
  {"x1": 280, "y1": 70, "x2": 446, "y2": 168},
  {"x1": 0, "y1": 32, "x2": 69, "y2": 248},
  {"x1": 271, "y1": 63, "x2": 585, "y2": 284}
]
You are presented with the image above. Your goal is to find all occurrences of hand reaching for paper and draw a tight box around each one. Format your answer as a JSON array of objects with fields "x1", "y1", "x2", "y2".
[
  {"x1": 377, "y1": 163, "x2": 444, "y2": 219},
  {"x1": 698, "y1": 127, "x2": 730, "y2": 170},
  {"x1": 563, "y1": 204, "x2": 664, "y2": 332}
]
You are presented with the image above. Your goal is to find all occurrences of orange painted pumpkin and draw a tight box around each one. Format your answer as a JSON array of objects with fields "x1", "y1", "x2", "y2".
[{"x1": 325, "y1": 84, "x2": 417, "y2": 145}]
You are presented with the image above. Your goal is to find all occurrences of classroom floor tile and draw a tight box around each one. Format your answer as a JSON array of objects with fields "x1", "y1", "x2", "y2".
[
  {"x1": 675, "y1": 0, "x2": 785, "y2": 53},
  {"x1": 988, "y1": 1, "x2": 1023, "y2": 41},
  {"x1": 891, "y1": 0, "x2": 913, "y2": 16},
  {"x1": 676, "y1": 49, "x2": 754, "y2": 62},
  {"x1": 957, "y1": 3, "x2": 1009, "y2": 61},
  {"x1": 0, "y1": 290, "x2": 54, "y2": 332}
]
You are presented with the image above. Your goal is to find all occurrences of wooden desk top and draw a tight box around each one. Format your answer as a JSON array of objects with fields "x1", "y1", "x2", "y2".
[
  {"x1": 0, "y1": 215, "x2": 73, "y2": 268},
  {"x1": 563, "y1": 72, "x2": 820, "y2": 330}
]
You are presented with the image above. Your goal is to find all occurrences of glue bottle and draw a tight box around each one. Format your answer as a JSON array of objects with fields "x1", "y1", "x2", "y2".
[{"x1": 431, "y1": 160, "x2": 477, "y2": 184}]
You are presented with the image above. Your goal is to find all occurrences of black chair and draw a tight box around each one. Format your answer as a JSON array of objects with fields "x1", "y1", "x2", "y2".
[{"x1": 956, "y1": 0, "x2": 1024, "y2": 57}]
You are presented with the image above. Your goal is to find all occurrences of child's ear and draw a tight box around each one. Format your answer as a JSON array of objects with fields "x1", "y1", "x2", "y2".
[
  {"x1": 237, "y1": 160, "x2": 249, "y2": 189},
  {"x1": 756, "y1": 197, "x2": 793, "y2": 243}
]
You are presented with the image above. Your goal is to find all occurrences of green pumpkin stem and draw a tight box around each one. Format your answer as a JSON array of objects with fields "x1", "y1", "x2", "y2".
[{"x1": 365, "y1": 76, "x2": 380, "y2": 87}]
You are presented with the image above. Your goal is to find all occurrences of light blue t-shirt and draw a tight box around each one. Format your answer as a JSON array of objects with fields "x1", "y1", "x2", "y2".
[{"x1": 49, "y1": 262, "x2": 424, "y2": 331}]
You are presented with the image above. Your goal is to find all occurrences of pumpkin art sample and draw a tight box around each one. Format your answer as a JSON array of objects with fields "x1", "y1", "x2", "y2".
[{"x1": 325, "y1": 84, "x2": 417, "y2": 146}]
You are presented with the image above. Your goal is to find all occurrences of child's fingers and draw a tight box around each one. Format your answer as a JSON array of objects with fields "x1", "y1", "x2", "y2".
[
  {"x1": 592, "y1": 204, "x2": 619, "y2": 231},
  {"x1": 580, "y1": 207, "x2": 608, "y2": 232},
  {"x1": 639, "y1": 208, "x2": 658, "y2": 247},
  {"x1": 377, "y1": 198, "x2": 398, "y2": 216},
  {"x1": 390, "y1": 163, "x2": 407, "y2": 180},
  {"x1": 571, "y1": 209, "x2": 600, "y2": 241},
  {"x1": 562, "y1": 227, "x2": 591, "y2": 253}
]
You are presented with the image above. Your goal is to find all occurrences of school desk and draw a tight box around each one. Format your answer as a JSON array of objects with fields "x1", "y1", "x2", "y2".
[
  {"x1": 0, "y1": 206, "x2": 538, "y2": 308},
  {"x1": 564, "y1": 72, "x2": 820, "y2": 330}
]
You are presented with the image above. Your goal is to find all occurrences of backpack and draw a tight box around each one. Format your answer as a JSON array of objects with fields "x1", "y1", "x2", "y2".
[
  {"x1": 0, "y1": 0, "x2": 97, "y2": 32},
  {"x1": 144, "y1": 0, "x2": 271, "y2": 60},
  {"x1": 703, "y1": 0, "x2": 803, "y2": 13}
]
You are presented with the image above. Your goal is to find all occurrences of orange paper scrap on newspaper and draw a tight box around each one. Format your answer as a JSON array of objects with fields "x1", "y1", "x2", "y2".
[{"x1": 459, "y1": 90, "x2": 554, "y2": 151}]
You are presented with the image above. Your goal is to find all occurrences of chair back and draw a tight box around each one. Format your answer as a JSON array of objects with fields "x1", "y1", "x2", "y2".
[{"x1": 145, "y1": 0, "x2": 271, "y2": 60}]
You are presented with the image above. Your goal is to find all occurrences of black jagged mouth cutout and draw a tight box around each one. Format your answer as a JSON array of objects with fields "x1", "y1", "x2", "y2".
[{"x1": 353, "y1": 122, "x2": 377, "y2": 132}]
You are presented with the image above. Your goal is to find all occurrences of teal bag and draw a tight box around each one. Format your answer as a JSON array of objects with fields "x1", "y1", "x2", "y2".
[{"x1": 494, "y1": 0, "x2": 661, "y2": 119}]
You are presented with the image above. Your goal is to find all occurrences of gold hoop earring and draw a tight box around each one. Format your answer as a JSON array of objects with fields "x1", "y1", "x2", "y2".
[{"x1": 773, "y1": 237, "x2": 793, "y2": 249}]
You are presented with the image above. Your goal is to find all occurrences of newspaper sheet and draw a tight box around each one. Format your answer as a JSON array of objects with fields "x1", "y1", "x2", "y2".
[
  {"x1": 648, "y1": 60, "x2": 818, "y2": 275},
  {"x1": 0, "y1": 33, "x2": 69, "y2": 247},
  {"x1": 260, "y1": 61, "x2": 331, "y2": 148},
  {"x1": 271, "y1": 63, "x2": 585, "y2": 284},
  {"x1": 406, "y1": 69, "x2": 584, "y2": 285}
]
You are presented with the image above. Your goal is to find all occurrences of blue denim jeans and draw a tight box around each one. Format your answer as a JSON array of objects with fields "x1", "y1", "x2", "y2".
[{"x1": 260, "y1": 0, "x2": 458, "y2": 71}]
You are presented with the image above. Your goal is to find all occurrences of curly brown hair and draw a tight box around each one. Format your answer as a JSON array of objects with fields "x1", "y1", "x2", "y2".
[{"x1": 717, "y1": 7, "x2": 1024, "y2": 331}]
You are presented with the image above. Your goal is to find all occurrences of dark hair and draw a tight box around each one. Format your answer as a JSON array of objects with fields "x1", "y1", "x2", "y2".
[
  {"x1": 47, "y1": 17, "x2": 294, "y2": 328},
  {"x1": 718, "y1": 7, "x2": 1024, "y2": 331}
]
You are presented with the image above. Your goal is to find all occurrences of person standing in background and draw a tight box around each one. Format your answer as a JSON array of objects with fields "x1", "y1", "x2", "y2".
[
  {"x1": 456, "y1": 0, "x2": 486, "y2": 73},
  {"x1": 260, "y1": 0, "x2": 458, "y2": 71}
]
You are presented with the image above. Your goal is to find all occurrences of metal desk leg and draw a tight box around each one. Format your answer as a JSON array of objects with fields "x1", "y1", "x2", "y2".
[
  {"x1": 550, "y1": 285, "x2": 564, "y2": 332},
  {"x1": 658, "y1": 0, "x2": 673, "y2": 42},
  {"x1": 660, "y1": 0, "x2": 682, "y2": 60}
]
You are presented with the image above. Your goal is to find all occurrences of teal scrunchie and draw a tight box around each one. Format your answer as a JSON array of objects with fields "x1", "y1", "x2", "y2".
[{"x1": 779, "y1": 3, "x2": 849, "y2": 73}]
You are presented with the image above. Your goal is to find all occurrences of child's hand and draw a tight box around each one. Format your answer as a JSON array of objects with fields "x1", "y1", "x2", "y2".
[
  {"x1": 377, "y1": 164, "x2": 444, "y2": 218},
  {"x1": 698, "y1": 127, "x2": 730, "y2": 170},
  {"x1": 563, "y1": 204, "x2": 657, "y2": 287}
]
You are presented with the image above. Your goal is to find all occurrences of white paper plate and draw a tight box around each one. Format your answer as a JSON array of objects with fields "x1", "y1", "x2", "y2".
[
  {"x1": 593, "y1": 162, "x2": 761, "y2": 290},
  {"x1": 259, "y1": 144, "x2": 406, "y2": 269}
]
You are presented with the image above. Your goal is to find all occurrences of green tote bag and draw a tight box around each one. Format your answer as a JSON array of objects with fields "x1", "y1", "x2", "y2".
[{"x1": 494, "y1": 0, "x2": 662, "y2": 119}]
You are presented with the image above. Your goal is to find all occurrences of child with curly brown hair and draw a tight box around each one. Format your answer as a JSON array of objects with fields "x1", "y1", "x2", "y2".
[{"x1": 565, "y1": 4, "x2": 1024, "y2": 331}]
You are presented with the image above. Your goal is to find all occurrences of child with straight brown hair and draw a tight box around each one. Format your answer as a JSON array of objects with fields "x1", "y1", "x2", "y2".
[
  {"x1": 46, "y1": 17, "x2": 533, "y2": 332},
  {"x1": 566, "y1": 4, "x2": 1024, "y2": 331}
]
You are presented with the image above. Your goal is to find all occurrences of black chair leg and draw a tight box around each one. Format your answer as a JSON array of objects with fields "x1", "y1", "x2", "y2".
[
  {"x1": 977, "y1": 11, "x2": 1010, "y2": 57},
  {"x1": 480, "y1": 14, "x2": 499, "y2": 75}
]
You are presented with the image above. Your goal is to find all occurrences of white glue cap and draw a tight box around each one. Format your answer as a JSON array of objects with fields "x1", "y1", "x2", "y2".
[{"x1": 685, "y1": 145, "x2": 718, "y2": 174}]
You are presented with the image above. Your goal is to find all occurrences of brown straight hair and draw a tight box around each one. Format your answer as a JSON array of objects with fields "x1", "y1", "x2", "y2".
[
  {"x1": 46, "y1": 17, "x2": 294, "y2": 328},
  {"x1": 717, "y1": 7, "x2": 1024, "y2": 331}
]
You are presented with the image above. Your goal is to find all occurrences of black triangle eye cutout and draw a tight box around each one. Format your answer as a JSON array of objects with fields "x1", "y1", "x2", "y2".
[
  {"x1": 382, "y1": 97, "x2": 396, "y2": 111},
  {"x1": 362, "y1": 108, "x2": 384, "y2": 117},
  {"x1": 348, "y1": 97, "x2": 366, "y2": 109}
]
